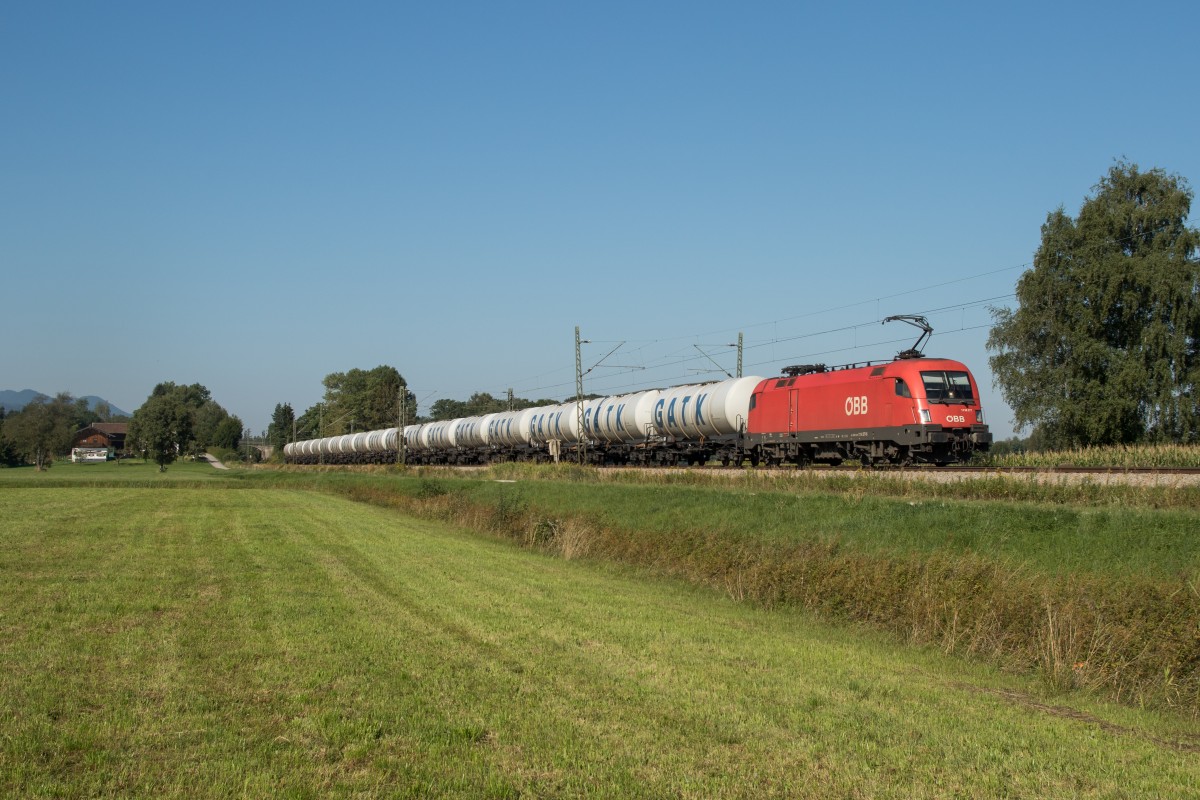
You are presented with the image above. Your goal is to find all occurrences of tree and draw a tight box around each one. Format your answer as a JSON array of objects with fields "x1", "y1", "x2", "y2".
[
  {"x1": 294, "y1": 404, "x2": 322, "y2": 442},
  {"x1": 320, "y1": 366, "x2": 415, "y2": 434},
  {"x1": 0, "y1": 407, "x2": 13, "y2": 467},
  {"x1": 69, "y1": 396, "x2": 99, "y2": 431},
  {"x1": 267, "y1": 403, "x2": 295, "y2": 452},
  {"x1": 192, "y1": 400, "x2": 236, "y2": 450},
  {"x1": 210, "y1": 416, "x2": 244, "y2": 450},
  {"x1": 2, "y1": 395, "x2": 74, "y2": 470},
  {"x1": 128, "y1": 392, "x2": 195, "y2": 471},
  {"x1": 988, "y1": 161, "x2": 1200, "y2": 447}
]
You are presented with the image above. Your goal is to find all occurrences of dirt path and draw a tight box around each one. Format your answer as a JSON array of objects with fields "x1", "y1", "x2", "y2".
[{"x1": 202, "y1": 453, "x2": 230, "y2": 470}]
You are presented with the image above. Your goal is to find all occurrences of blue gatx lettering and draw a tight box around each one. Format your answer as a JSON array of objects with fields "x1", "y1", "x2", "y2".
[{"x1": 696, "y1": 394, "x2": 706, "y2": 425}]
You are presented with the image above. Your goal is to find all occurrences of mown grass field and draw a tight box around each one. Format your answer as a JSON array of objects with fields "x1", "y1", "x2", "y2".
[{"x1": 3, "y1": 461, "x2": 1200, "y2": 796}]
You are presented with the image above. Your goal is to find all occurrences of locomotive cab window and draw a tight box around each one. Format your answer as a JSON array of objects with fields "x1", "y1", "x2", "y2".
[
  {"x1": 920, "y1": 371, "x2": 974, "y2": 403},
  {"x1": 894, "y1": 379, "x2": 912, "y2": 398}
]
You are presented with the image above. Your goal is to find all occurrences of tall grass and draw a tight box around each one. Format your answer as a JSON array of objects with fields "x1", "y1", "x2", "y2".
[{"x1": 984, "y1": 442, "x2": 1200, "y2": 469}]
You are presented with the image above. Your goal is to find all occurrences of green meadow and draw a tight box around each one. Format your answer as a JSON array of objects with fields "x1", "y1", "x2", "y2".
[{"x1": 2, "y1": 461, "x2": 1199, "y2": 797}]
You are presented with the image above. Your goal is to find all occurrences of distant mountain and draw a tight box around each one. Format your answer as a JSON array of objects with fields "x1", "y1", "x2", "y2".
[
  {"x1": 0, "y1": 389, "x2": 129, "y2": 418},
  {"x1": 80, "y1": 396, "x2": 131, "y2": 418},
  {"x1": 0, "y1": 389, "x2": 46, "y2": 412}
]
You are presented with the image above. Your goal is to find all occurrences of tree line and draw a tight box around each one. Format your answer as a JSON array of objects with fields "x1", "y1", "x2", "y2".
[
  {"x1": 263, "y1": 367, "x2": 563, "y2": 456},
  {"x1": 0, "y1": 394, "x2": 127, "y2": 469},
  {"x1": 0, "y1": 383, "x2": 245, "y2": 471}
]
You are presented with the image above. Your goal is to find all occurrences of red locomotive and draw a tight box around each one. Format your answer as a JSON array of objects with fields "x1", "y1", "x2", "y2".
[{"x1": 745, "y1": 317, "x2": 991, "y2": 466}]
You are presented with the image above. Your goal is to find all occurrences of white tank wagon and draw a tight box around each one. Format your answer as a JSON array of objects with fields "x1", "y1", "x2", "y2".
[
  {"x1": 422, "y1": 420, "x2": 456, "y2": 450},
  {"x1": 527, "y1": 403, "x2": 583, "y2": 446},
  {"x1": 487, "y1": 409, "x2": 535, "y2": 447},
  {"x1": 584, "y1": 389, "x2": 662, "y2": 444},
  {"x1": 453, "y1": 416, "x2": 489, "y2": 449},
  {"x1": 404, "y1": 424, "x2": 427, "y2": 451},
  {"x1": 363, "y1": 428, "x2": 399, "y2": 453},
  {"x1": 654, "y1": 376, "x2": 762, "y2": 440}
]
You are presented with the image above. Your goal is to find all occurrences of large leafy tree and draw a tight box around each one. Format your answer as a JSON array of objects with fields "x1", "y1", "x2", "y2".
[
  {"x1": 319, "y1": 366, "x2": 415, "y2": 434},
  {"x1": 128, "y1": 391, "x2": 194, "y2": 471},
  {"x1": 988, "y1": 161, "x2": 1200, "y2": 447}
]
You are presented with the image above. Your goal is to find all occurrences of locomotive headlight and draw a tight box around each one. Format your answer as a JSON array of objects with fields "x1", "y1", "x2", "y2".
[
  {"x1": 920, "y1": 409, "x2": 932, "y2": 424},
  {"x1": 977, "y1": 409, "x2": 985, "y2": 424}
]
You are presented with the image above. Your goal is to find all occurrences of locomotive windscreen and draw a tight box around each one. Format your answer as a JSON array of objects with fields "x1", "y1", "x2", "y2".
[{"x1": 920, "y1": 371, "x2": 975, "y2": 402}]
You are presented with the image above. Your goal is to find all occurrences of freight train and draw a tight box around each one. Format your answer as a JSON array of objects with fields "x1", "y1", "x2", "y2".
[{"x1": 285, "y1": 319, "x2": 992, "y2": 468}]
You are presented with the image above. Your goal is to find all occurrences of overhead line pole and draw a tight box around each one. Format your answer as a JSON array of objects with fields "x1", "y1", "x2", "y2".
[
  {"x1": 397, "y1": 382, "x2": 407, "y2": 466},
  {"x1": 575, "y1": 326, "x2": 585, "y2": 465}
]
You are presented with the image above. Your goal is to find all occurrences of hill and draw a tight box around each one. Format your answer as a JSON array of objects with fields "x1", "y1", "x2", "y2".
[{"x1": 0, "y1": 389, "x2": 129, "y2": 417}]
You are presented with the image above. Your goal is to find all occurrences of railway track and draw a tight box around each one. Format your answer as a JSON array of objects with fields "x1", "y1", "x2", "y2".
[
  {"x1": 837, "y1": 465, "x2": 1200, "y2": 476},
  {"x1": 572, "y1": 463, "x2": 1200, "y2": 486},
  {"x1": 292, "y1": 461, "x2": 1200, "y2": 486}
]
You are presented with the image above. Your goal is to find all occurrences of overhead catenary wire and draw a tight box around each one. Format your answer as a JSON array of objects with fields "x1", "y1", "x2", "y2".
[
  {"x1": 497, "y1": 260, "x2": 1029, "y2": 393},
  {"x1": 507, "y1": 292, "x2": 1014, "y2": 400},
  {"x1": 502, "y1": 220, "x2": 1179, "y2": 397}
]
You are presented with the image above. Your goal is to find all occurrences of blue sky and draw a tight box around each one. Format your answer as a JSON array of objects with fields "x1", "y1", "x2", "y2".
[{"x1": 3, "y1": 2, "x2": 1198, "y2": 439}]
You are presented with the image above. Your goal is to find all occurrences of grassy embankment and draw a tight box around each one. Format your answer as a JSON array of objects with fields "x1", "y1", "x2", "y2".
[{"x1": 2, "y1": 469, "x2": 1199, "y2": 797}]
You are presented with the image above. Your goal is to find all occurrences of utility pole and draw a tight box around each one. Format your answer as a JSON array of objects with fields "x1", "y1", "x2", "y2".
[
  {"x1": 397, "y1": 383, "x2": 407, "y2": 466},
  {"x1": 507, "y1": 388, "x2": 514, "y2": 412},
  {"x1": 575, "y1": 326, "x2": 585, "y2": 465},
  {"x1": 318, "y1": 404, "x2": 323, "y2": 465},
  {"x1": 737, "y1": 331, "x2": 743, "y2": 378}
]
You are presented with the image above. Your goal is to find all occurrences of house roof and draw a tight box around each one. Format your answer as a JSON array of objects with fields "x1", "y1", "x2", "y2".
[{"x1": 90, "y1": 423, "x2": 129, "y2": 435}]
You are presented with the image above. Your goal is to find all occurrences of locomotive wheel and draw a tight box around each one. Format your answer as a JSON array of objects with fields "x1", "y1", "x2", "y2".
[{"x1": 749, "y1": 453, "x2": 761, "y2": 467}]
